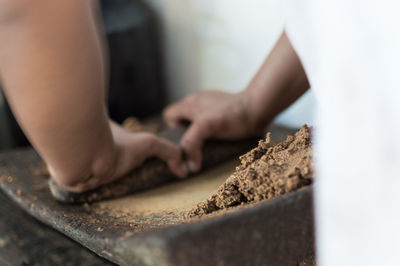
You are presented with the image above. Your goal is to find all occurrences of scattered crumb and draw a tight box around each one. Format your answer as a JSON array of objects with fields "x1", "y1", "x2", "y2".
[
  {"x1": 124, "y1": 231, "x2": 133, "y2": 237},
  {"x1": 32, "y1": 164, "x2": 49, "y2": 178},
  {"x1": 0, "y1": 237, "x2": 8, "y2": 248},
  {"x1": 299, "y1": 256, "x2": 316, "y2": 266}
]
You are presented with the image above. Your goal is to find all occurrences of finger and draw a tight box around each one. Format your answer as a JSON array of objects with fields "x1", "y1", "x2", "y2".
[
  {"x1": 148, "y1": 136, "x2": 189, "y2": 178},
  {"x1": 163, "y1": 98, "x2": 195, "y2": 128},
  {"x1": 181, "y1": 119, "x2": 215, "y2": 172}
]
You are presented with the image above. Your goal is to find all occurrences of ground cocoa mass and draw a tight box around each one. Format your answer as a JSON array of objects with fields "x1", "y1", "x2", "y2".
[
  {"x1": 122, "y1": 117, "x2": 161, "y2": 133},
  {"x1": 188, "y1": 125, "x2": 313, "y2": 217}
]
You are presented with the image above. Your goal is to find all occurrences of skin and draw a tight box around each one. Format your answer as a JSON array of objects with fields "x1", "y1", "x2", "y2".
[
  {"x1": 164, "y1": 31, "x2": 310, "y2": 171},
  {"x1": 0, "y1": 0, "x2": 186, "y2": 193}
]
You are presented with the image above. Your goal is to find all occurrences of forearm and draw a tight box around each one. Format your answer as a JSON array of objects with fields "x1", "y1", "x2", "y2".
[
  {"x1": 0, "y1": 0, "x2": 117, "y2": 190},
  {"x1": 243, "y1": 31, "x2": 309, "y2": 130}
]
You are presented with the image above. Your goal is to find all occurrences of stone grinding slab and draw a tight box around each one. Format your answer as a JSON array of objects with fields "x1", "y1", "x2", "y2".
[
  {"x1": 0, "y1": 190, "x2": 113, "y2": 266},
  {"x1": 0, "y1": 125, "x2": 315, "y2": 266}
]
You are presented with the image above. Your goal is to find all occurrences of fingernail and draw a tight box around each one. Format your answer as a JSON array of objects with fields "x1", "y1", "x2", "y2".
[{"x1": 188, "y1": 160, "x2": 200, "y2": 173}]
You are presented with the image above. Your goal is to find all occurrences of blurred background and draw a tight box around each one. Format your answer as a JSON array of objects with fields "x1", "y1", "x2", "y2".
[{"x1": 0, "y1": 0, "x2": 315, "y2": 150}]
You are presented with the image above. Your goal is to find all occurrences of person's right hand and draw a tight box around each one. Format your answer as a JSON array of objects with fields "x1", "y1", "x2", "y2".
[{"x1": 163, "y1": 90, "x2": 265, "y2": 172}]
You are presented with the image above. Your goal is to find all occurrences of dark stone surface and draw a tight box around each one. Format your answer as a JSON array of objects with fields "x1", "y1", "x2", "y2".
[
  {"x1": 0, "y1": 125, "x2": 315, "y2": 266},
  {"x1": 115, "y1": 186, "x2": 315, "y2": 266},
  {"x1": 167, "y1": 188, "x2": 315, "y2": 266},
  {"x1": 0, "y1": 190, "x2": 113, "y2": 266}
]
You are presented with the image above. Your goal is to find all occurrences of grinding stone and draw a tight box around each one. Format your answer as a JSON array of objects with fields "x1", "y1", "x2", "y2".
[{"x1": 0, "y1": 124, "x2": 315, "y2": 265}]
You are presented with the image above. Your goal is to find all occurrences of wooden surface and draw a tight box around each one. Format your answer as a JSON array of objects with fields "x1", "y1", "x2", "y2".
[{"x1": 0, "y1": 125, "x2": 315, "y2": 266}]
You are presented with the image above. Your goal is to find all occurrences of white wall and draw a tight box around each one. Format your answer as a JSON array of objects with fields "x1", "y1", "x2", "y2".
[{"x1": 144, "y1": 0, "x2": 315, "y2": 128}]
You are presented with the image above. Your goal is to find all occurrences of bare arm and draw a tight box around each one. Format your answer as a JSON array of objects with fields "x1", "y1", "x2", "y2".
[
  {"x1": 164, "y1": 31, "x2": 309, "y2": 170},
  {"x1": 0, "y1": 0, "x2": 185, "y2": 192},
  {"x1": 244, "y1": 31, "x2": 310, "y2": 131}
]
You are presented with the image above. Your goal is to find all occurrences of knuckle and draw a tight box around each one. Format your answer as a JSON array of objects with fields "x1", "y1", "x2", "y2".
[
  {"x1": 162, "y1": 108, "x2": 170, "y2": 119},
  {"x1": 184, "y1": 94, "x2": 197, "y2": 104},
  {"x1": 145, "y1": 134, "x2": 159, "y2": 147},
  {"x1": 197, "y1": 118, "x2": 215, "y2": 133},
  {"x1": 138, "y1": 133, "x2": 158, "y2": 153},
  {"x1": 163, "y1": 106, "x2": 176, "y2": 119},
  {"x1": 146, "y1": 134, "x2": 175, "y2": 155},
  {"x1": 181, "y1": 135, "x2": 196, "y2": 151}
]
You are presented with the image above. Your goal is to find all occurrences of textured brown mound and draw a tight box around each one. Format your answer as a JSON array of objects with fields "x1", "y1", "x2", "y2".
[
  {"x1": 188, "y1": 125, "x2": 313, "y2": 217},
  {"x1": 122, "y1": 117, "x2": 161, "y2": 133}
]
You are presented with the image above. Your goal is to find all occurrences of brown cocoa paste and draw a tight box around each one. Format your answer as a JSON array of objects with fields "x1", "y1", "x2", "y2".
[
  {"x1": 188, "y1": 125, "x2": 313, "y2": 217},
  {"x1": 122, "y1": 117, "x2": 162, "y2": 133}
]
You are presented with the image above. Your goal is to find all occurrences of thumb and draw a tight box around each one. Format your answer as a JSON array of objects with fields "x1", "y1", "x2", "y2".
[
  {"x1": 181, "y1": 119, "x2": 214, "y2": 172},
  {"x1": 148, "y1": 136, "x2": 188, "y2": 178},
  {"x1": 163, "y1": 101, "x2": 193, "y2": 128}
]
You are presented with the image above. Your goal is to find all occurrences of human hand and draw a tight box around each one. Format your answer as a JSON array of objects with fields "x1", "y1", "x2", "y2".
[
  {"x1": 163, "y1": 90, "x2": 264, "y2": 172},
  {"x1": 110, "y1": 121, "x2": 187, "y2": 181},
  {"x1": 50, "y1": 121, "x2": 186, "y2": 193}
]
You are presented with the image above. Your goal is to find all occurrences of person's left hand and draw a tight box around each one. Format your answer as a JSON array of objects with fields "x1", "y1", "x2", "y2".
[{"x1": 109, "y1": 121, "x2": 187, "y2": 180}]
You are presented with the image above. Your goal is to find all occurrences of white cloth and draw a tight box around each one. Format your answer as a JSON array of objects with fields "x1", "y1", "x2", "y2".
[{"x1": 285, "y1": 1, "x2": 400, "y2": 265}]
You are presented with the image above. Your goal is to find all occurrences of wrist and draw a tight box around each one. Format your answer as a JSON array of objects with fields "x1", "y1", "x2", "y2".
[{"x1": 238, "y1": 90, "x2": 268, "y2": 135}]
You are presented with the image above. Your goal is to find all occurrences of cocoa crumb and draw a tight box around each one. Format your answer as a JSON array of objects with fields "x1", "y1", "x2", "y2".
[
  {"x1": 124, "y1": 231, "x2": 133, "y2": 237},
  {"x1": 32, "y1": 164, "x2": 49, "y2": 178}
]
